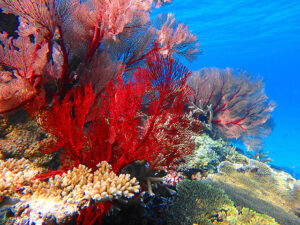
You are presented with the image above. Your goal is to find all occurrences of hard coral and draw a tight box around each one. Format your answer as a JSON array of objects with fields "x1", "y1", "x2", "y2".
[
  {"x1": 0, "y1": 110, "x2": 56, "y2": 166},
  {"x1": 167, "y1": 179, "x2": 279, "y2": 225},
  {"x1": 0, "y1": 158, "x2": 42, "y2": 202},
  {"x1": 0, "y1": 158, "x2": 139, "y2": 224},
  {"x1": 167, "y1": 180, "x2": 233, "y2": 225},
  {"x1": 214, "y1": 207, "x2": 279, "y2": 225},
  {"x1": 207, "y1": 160, "x2": 300, "y2": 224},
  {"x1": 183, "y1": 133, "x2": 247, "y2": 174}
]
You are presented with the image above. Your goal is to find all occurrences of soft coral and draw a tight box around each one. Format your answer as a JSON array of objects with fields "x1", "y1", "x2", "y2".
[{"x1": 28, "y1": 52, "x2": 195, "y2": 175}]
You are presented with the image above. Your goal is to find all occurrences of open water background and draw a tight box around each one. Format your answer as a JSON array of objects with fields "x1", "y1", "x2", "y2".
[{"x1": 153, "y1": 0, "x2": 300, "y2": 177}]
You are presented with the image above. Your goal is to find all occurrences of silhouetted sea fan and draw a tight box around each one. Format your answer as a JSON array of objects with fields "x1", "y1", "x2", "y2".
[{"x1": 188, "y1": 67, "x2": 275, "y2": 150}]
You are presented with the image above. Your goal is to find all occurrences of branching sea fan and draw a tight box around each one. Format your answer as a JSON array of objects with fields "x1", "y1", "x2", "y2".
[{"x1": 187, "y1": 67, "x2": 275, "y2": 150}]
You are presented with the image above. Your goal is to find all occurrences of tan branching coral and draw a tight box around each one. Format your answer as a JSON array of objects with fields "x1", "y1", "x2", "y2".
[
  {"x1": 0, "y1": 159, "x2": 140, "y2": 224},
  {"x1": 0, "y1": 158, "x2": 41, "y2": 202},
  {"x1": 31, "y1": 162, "x2": 140, "y2": 204}
]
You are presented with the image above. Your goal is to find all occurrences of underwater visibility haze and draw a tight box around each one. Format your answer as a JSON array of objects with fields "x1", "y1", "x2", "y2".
[
  {"x1": 154, "y1": 0, "x2": 300, "y2": 176},
  {"x1": 0, "y1": 0, "x2": 300, "y2": 224}
]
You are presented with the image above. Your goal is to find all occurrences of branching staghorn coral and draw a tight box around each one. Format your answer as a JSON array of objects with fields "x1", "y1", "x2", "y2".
[
  {"x1": 0, "y1": 158, "x2": 140, "y2": 224},
  {"x1": 0, "y1": 158, "x2": 41, "y2": 202}
]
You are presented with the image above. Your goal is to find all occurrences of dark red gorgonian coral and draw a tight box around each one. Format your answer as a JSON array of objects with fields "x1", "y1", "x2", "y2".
[
  {"x1": 27, "y1": 84, "x2": 98, "y2": 170},
  {"x1": 0, "y1": 0, "x2": 200, "y2": 224},
  {"x1": 105, "y1": 52, "x2": 196, "y2": 173},
  {"x1": 187, "y1": 67, "x2": 275, "y2": 149},
  {"x1": 27, "y1": 52, "x2": 196, "y2": 175}
]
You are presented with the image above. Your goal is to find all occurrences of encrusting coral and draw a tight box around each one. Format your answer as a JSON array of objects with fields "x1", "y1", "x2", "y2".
[
  {"x1": 0, "y1": 158, "x2": 140, "y2": 224},
  {"x1": 183, "y1": 133, "x2": 247, "y2": 174},
  {"x1": 206, "y1": 159, "x2": 300, "y2": 224},
  {"x1": 167, "y1": 179, "x2": 279, "y2": 225},
  {"x1": 0, "y1": 110, "x2": 57, "y2": 167},
  {"x1": 0, "y1": 114, "x2": 12, "y2": 137},
  {"x1": 212, "y1": 206, "x2": 279, "y2": 225}
]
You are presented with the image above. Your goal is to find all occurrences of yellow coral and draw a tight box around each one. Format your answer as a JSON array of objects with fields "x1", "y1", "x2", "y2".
[
  {"x1": 214, "y1": 207, "x2": 279, "y2": 225},
  {"x1": 211, "y1": 160, "x2": 298, "y2": 212}
]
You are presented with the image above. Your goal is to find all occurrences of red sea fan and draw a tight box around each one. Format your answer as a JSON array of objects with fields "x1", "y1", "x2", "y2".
[
  {"x1": 27, "y1": 52, "x2": 195, "y2": 175},
  {"x1": 27, "y1": 84, "x2": 97, "y2": 170},
  {"x1": 0, "y1": 33, "x2": 48, "y2": 113},
  {"x1": 76, "y1": 202, "x2": 112, "y2": 225},
  {"x1": 187, "y1": 67, "x2": 275, "y2": 149},
  {"x1": 88, "y1": 53, "x2": 195, "y2": 174}
]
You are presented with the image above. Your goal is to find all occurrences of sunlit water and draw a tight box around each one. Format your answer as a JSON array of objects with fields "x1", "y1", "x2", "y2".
[{"x1": 154, "y1": 0, "x2": 300, "y2": 177}]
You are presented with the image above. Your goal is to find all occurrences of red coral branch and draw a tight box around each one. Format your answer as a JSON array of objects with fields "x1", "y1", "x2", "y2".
[
  {"x1": 76, "y1": 202, "x2": 112, "y2": 225},
  {"x1": 188, "y1": 68, "x2": 275, "y2": 145},
  {"x1": 86, "y1": 27, "x2": 105, "y2": 62},
  {"x1": 27, "y1": 52, "x2": 194, "y2": 175}
]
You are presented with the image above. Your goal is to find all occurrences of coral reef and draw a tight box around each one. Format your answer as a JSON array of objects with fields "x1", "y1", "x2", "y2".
[
  {"x1": 0, "y1": 114, "x2": 12, "y2": 137},
  {"x1": 291, "y1": 180, "x2": 300, "y2": 217},
  {"x1": 0, "y1": 158, "x2": 139, "y2": 224},
  {"x1": 0, "y1": 110, "x2": 57, "y2": 167},
  {"x1": 247, "y1": 148, "x2": 272, "y2": 163},
  {"x1": 167, "y1": 179, "x2": 279, "y2": 225},
  {"x1": 206, "y1": 159, "x2": 300, "y2": 224},
  {"x1": 0, "y1": 0, "x2": 201, "y2": 220},
  {"x1": 26, "y1": 55, "x2": 197, "y2": 176},
  {"x1": 99, "y1": 161, "x2": 177, "y2": 225},
  {"x1": 213, "y1": 207, "x2": 279, "y2": 224},
  {"x1": 0, "y1": 0, "x2": 286, "y2": 224},
  {"x1": 167, "y1": 179, "x2": 233, "y2": 225},
  {"x1": 0, "y1": 158, "x2": 41, "y2": 202},
  {"x1": 183, "y1": 134, "x2": 247, "y2": 174},
  {"x1": 101, "y1": 192, "x2": 172, "y2": 225},
  {"x1": 0, "y1": 0, "x2": 199, "y2": 113}
]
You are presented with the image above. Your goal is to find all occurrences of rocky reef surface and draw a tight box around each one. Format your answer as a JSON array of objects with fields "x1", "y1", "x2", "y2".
[{"x1": 0, "y1": 113, "x2": 299, "y2": 225}]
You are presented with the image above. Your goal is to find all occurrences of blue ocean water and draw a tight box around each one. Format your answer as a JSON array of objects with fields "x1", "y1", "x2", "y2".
[{"x1": 154, "y1": 0, "x2": 300, "y2": 177}]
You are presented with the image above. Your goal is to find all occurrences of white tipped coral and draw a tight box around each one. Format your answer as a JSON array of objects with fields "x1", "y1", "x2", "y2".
[
  {"x1": 0, "y1": 159, "x2": 140, "y2": 224},
  {"x1": 0, "y1": 158, "x2": 41, "y2": 201}
]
